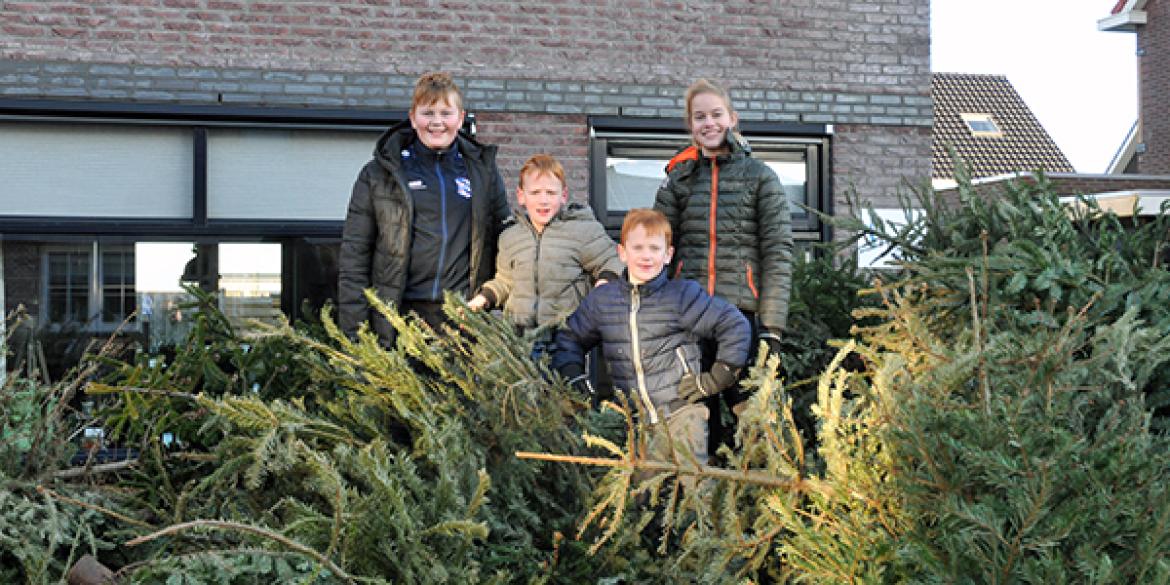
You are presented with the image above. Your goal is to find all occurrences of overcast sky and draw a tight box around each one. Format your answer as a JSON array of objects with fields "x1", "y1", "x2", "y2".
[{"x1": 931, "y1": 1, "x2": 1138, "y2": 173}]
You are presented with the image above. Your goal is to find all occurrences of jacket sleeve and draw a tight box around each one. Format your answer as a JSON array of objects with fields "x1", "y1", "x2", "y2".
[
  {"x1": 479, "y1": 229, "x2": 515, "y2": 308},
  {"x1": 677, "y1": 282, "x2": 751, "y2": 369},
  {"x1": 552, "y1": 292, "x2": 603, "y2": 374},
  {"x1": 653, "y1": 174, "x2": 685, "y2": 257},
  {"x1": 650, "y1": 173, "x2": 683, "y2": 276},
  {"x1": 338, "y1": 164, "x2": 376, "y2": 338},
  {"x1": 577, "y1": 219, "x2": 623, "y2": 282},
  {"x1": 755, "y1": 164, "x2": 794, "y2": 335},
  {"x1": 489, "y1": 168, "x2": 511, "y2": 246}
]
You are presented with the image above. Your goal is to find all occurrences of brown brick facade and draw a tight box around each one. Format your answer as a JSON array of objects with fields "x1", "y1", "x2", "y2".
[
  {"x1": 1138, "y1": 0, "x2": 1170, "y2": 174},
  {"x1": 834, "y1": 123, "x2": 933, "y2": 208},
  {"x1": 0, "y1": 0, "x2": 933, "y2": 212},
  {"x1": 3, "y1": 242, "x2": 43, "y2": 318},
  {"x1": 0, "y1": 1, "x2": 929, "y2": 95},
  {"x1": 475, "y1": 112, "x2": 591, "y2": 201}
]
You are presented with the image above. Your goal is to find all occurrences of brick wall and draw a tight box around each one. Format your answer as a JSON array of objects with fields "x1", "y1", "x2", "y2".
[
  {"x1": 1139, "y1": 0, "x2": 1169, "y2": 174},
  {"x1": 833, "y1": 124, "x2": 933, "y2": 210},
  {"x1": 0, "y1": 0, "x2": 933, "y2": 213},
  {"x1": 3, "y1": 242, "x2": 42, "y2": 318},
  {"x1": 475, "y1": 112, "x2": 591, "y2": 202},
  {"x1": 0, "y1": 1, "x2": 929, "y2": 98}
]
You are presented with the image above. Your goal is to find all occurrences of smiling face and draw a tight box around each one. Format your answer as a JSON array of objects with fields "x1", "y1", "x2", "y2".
[
  {"x1": 618, "y1": 224, "x2": 673, "y2": 285},
  {"x1": 688, "y1": 91, "x2": 738, "y2": 157},
  {"x1": 409, "y1": 93, "x2": 464, "y2": 151},
  {"x1": 517, "y1": 170, "x2": 568, "y2": 233}
]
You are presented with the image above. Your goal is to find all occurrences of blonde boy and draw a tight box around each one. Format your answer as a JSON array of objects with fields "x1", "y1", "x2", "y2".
[{"x1": 470, "y1": 154, "x2": 623, "y2": 340}]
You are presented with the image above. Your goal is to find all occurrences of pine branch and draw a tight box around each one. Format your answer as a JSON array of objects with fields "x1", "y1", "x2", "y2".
[
  {"x1": 514, "y1": 451, "x2": 828, "y2": 495},
  {"x1": 36, "y1": 485, "x2": 153, "y2": 530},
  {"x1": 125, "y1": 519, "x2": 357, "y2": 584}
]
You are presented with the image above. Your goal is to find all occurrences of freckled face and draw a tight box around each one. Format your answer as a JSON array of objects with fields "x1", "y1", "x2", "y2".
[
  {"x1": 517, "y1": 171, "x2": 568, "y2": 233},
  {"x1": 618, "y1": 225, "x2": 673, "y2": 285}
]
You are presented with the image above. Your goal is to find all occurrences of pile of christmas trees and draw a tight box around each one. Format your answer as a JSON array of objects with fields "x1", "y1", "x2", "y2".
[{"x1": 3, "y1": 172, "x2": 1170, "y2": 583}]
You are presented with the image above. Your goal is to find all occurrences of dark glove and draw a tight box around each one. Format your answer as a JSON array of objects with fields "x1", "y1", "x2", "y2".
[
  {"x1": 760, "y1": 329, "x2": 783, "y2": 359},
  {"x1": 558, "y1": 362, "x2": 594, "y2": 397},
  {"x1": 677, "y1": 361, "x2": 739, "y2": 404}
]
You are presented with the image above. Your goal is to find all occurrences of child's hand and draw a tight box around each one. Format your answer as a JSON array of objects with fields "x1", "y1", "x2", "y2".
[
  {"x1": 677, "y1": 372, "x2": 713, "y2": 403},
  {"x1": 677, "y1": 362, "x2": 740, "y2": 403},
  {"x1": 467, "y1": 294, "x2": 489, "y2": 311},
  {"x1": 594, "y1": 279, "x2": 608, "y2": 287}
]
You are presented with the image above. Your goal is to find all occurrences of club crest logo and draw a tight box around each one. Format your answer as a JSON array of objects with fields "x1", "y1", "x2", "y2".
[{"x1": 455, "y1": 177, "x2": 472, "y2": 199}]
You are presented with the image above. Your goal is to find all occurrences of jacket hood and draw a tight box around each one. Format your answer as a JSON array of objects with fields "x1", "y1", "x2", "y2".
[
  {"x1": 619, "y1": 264, "x2": 670, "y2": 296},
  {"x1": 373, "y1": 120, "x2": 494, "y2": 173},
  {"x1": 664, "y1": 129, "x2": 751, "y2": 175}
]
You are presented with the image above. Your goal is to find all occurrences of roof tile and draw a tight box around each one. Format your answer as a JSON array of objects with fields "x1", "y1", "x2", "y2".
[{"x1": 932, "y1": 73, "x2": 1075, "y2": 179}]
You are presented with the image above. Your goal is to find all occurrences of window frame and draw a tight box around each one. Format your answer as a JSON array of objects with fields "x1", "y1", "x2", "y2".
[
  {"x1": 40, "y1": 241, "x2": 137, "y2": 331},
  {"x1": 0, "y1": 98, "x2": 413, "y2": 238},
  {"x1": 960, "y1": 113, "x2": 1003, "y2": 137},
  {"x1": 588, "y1": 116, "x2": 833, "y2": 246},
  {"x1": 0, "y1": 100, "x2": 436, "y2": 324}
]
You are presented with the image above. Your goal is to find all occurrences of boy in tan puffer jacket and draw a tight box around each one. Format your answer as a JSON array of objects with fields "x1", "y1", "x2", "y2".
[{"x1": 469, "y1": 154, "x2": 624, "y2": 356}]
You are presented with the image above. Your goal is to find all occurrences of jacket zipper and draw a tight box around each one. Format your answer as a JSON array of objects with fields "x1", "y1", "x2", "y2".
[
  {"x1": 629, "y1": 286, "x2": 658, "y2": 424},
  {"x1": 533, "y1": 224, "x2": 543, "y2": 322},
  {"x1": 675, "y1": 347, "x2": 691, "y2": 375},
  {"x1": 676, "y1": 347, "x2": 705, "y2": 396},
  {"x1": 432, "y1": 155, "x2": 448, "y2": 299},
  {"x1": 707, "y1": 158, "x2": 719, "y2": 295}
]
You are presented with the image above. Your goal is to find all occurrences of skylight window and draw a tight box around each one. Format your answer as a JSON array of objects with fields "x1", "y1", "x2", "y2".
[{"x1": 960, "y1": 113, "x2": 1003, "y2": 137}]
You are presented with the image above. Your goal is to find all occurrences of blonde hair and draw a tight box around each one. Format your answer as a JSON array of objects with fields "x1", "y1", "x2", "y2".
[
  {"x1": 411, "y1": 72, "x2": 463, "y2": 112},
  {"x1": 621, "y1": 208, "x2": 672, "y2": 245},
  {"x1": 683, "y1": 78, "x2": 740, "y2": 146},
  {"x1": 518, "y1": 154, "x2": 565, "y2": 189}
]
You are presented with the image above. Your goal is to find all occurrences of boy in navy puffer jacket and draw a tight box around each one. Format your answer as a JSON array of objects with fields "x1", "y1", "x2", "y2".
[{"x1": 553, "y1": 209, "x2": 750, "y2": 463}]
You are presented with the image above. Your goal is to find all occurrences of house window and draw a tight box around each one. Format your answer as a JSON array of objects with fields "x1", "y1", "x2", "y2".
[
  {"x1": 101, "y1": 248, "x2": 136, "y2": 324},
  {"x1": 590, "y1": 119, "x2": 831, "y2": 247},
  {"x1": 46, "y1": 249, "x2": 91, "y2": 324},
  {"x1": 961, "y1": 113, "x2": 1003, "y2": 137},
  {"x1": 43, "y1": 243, "x2": 136, "y2": 328}
]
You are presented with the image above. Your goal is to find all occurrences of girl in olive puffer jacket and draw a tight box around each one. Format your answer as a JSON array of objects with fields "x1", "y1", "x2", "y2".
[{"x1": 653, "y1": 79, "x2": 795, "y2": 454}]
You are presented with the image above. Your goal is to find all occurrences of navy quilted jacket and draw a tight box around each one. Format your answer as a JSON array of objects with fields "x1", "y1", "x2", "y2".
[{"x1": 553, "y1": 269, "x2": 750, "y2": 423}]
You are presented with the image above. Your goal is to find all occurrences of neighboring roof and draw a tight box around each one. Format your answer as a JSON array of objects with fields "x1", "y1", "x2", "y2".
[
  {"x1": 932, "y1": 73, "x2": 1076, "y2": 180},
  {"x1": 1099, "y1": 0, "x2": 1148, "y2": 31},
  {"x1": 1061, "y1": 190, "x2": 1170, "y2": 217},
  {"x1": 1106, "y1": 120, "x2": 1140, "y2": 174}
]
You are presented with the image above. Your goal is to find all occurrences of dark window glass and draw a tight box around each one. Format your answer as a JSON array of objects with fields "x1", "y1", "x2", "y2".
[
  {"x1": 100, "y1": 248, "x2": 135, "y2": 324},
  {"x1": 591, "y1": 129, "x2": 829, "y2": 245},
  {"x1": 47, "y1": 250, "x2": 90, "y2": 324}
]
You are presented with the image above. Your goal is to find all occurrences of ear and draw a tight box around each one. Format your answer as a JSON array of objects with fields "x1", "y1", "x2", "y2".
[
  {"x1": 729, "y1": 109, "x2": 739, "y2": 130},
  {"x1": 666, "y1": 245, "x2": 674, "y2": 265},
  {"x1": 560, "y1": 187, "x2": 569, "y2": 203},
  {"x1": 516, "y1": 186, "x2": 526, "y2": 207},
  {"x1": 617, "y1": 243, "x2": 628, "y2": 265}
]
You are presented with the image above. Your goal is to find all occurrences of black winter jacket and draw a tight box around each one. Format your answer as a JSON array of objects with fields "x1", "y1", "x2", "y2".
[
  {"x1": 553, "y1": 270, "x2": 750, "y2": 424},
  {"x1": 653, "y1": 131, "x2": 794, "y2": 338},
  {"x1": 338, "y1": 121, "x2": 510, "y2": 345}
]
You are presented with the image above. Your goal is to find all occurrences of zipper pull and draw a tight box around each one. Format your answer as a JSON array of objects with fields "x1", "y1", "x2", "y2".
[{"x1": 676, "y1": 347, "x2": 692, "y2": 375}]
